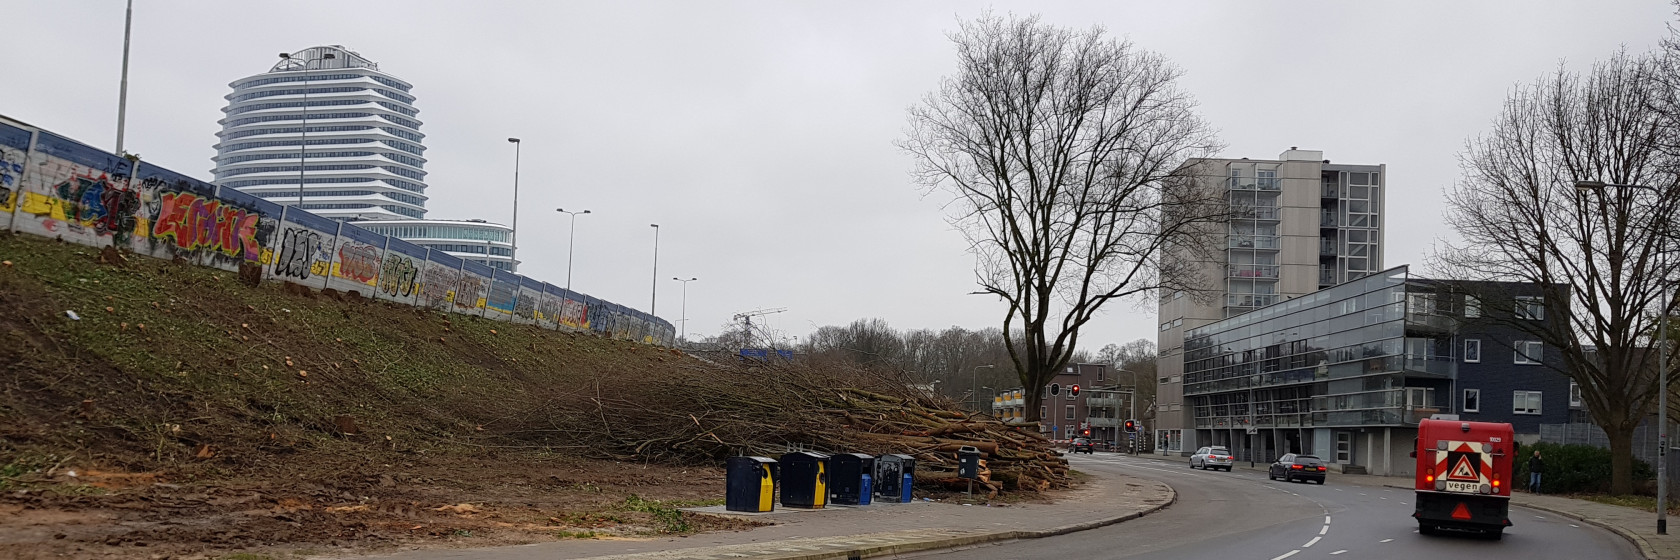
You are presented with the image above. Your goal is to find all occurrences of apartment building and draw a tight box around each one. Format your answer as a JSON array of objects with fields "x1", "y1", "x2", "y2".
[{"x1": 1156, "y1": 148, "x2": 1386, "y2": 456}]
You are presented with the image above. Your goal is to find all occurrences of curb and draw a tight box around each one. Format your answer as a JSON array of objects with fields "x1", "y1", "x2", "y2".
[
  {"x1": 662, "y1": 482, "x2": 1178, "y2": 560},
  {"x1": 835, "y1": 482, "x2": 1178, "y2": 560},
  {"x1": 1378, "y1": 484, "x2": 1660, "y2": 560}
]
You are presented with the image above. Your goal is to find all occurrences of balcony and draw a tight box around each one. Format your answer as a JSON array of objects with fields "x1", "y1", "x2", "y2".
[
  {"x1": 1319, "y1": 269, "x2": 1337, "y2": 286},
  {"x1": 1228, "y1": 264, "x2": 1280, "y2": 279},
  {"x1": 1231, "y1": 204, "x2": 1281, "y2": 220},
  {"x1": 1229, "y1": 178, "x2": 1282, "y2": 192},
  {"x1": 1226, "y1": 293, "x2": 1279, "y2": 308},
  {"x1": 1086, "y1": 397, "x2": 1122, "y2": 408},
  {"x1": 1322, "y1": 183, "x2": 1339, "y2": 198},
  {"x1": 1088, "y1": 417, "x2": 1122, "y2": 428},
  {"x1": 1227, "y1": 235, "x2": 1280, "y2": 250},
  {"x1": 1320, "y1": 210, "x2": 1338, "y2": 227},
  {"x1": 1319, "y1": 239, "x2": 1337, "y2": 256}
]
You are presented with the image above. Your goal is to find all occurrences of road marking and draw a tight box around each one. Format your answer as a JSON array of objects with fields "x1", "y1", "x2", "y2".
[
  {"x1": 1358, "y1": 492, "x2": 1367, "y2": 496},
  {"x1": 1381, "y1": 538, "x2": 1394, "y2": 542},
  {"x1": 1400, "y1": 502, "x2": 1408, "y2": 505},
  {"x1": 1534, "y1": 515, "x2": 1545, "y2": 519},
  {"x1": 1303, "y1": 536, "x2": 1321, "y2": 548},
  {"x1": 1336, "y1": 488, "x2": 1344, "y2": 491},
  {"x1": 1570, "y1": 524, "x2": 1580, "y2": 527},
  {"x1": 1380, "y1": 496, "x2": 1389, "y2": 500},
  {"x1": 1325, "y1": 516, "x2": 1332, "y2": 524},
  {"x1": 1269, "y1": 550, "x2": 1300, "y2": 560},
  {"x1": 1319, "y1": 526, "x2": 1328, "y2": 535},
  {"x1": 1330, "y1": 551, "x2": 1348, "y2": 555}
]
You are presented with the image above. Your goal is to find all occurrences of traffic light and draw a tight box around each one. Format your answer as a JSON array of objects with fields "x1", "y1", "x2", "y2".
[
  {"x1": 1123, "y1": 419, "x2": 1137, "y2": 433},
  {"x1": 1082, "y1": 429, "x2": 1091, "y2": 437},
  {"x1": 1070, "y1": 384, "x2": 1080, "y2": 397},
  {"x1": 1049, "y1": 383, "x2": 1061, "y2": 396}
]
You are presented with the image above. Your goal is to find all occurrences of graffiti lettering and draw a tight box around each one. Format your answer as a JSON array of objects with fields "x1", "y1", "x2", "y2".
[
  {"x1": 560, "y1": 299, "x2": 590, "y2": 329},
  {"x1": 274, "y1": 227, "x2": 324, "y2": 279},
  {"x1": 454, "y1": 275, "x2": 485, "y2": 310},
  {"x1": 334, "y1": 242, "x2": 380, "y2": 284},
  {"x1": 536, "y1": 294, "x2": 562, "y2": 322},
  {"x1": 0, "y1": 149, "x2": 22, "y2": 212},
  {"x1": 378, "y1": 254, "x2": 420, "y2": 297},
  {"x1": 513, "y1": 291, "x2": 536, "y2": 319},
  {"x1": 419, "y1": 266, "x2": 458, "y2": 309},
  {"x1": 43, "y1": 173, "x2": 141, "y2": 242},
  {"x1": 149, "y1": 192, "x2": 262, "y2": 261}
]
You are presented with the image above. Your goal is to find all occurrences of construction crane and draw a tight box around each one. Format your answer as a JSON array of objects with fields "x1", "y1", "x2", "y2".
[{"x1": 731, "y1": 307, "x2": 786, "y2": 349}]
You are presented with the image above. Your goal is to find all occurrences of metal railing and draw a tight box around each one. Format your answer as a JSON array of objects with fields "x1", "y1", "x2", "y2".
[
  {"x1": 1228, "y1": 235, "x2": 1280, "y2": 250},
  {"x1": 1232, "y1": 205, "x2": 1281, "y2": 220},
  {"x1": 1228, "y1": 264, "x2": 1280, "y2": 279},
  {"x1": 1226, "y1": 293, "x2": 1279, "y2": 308}
]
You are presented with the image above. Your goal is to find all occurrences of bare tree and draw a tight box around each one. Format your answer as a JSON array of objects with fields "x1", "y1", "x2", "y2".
[
  {"x1": 1431, "y1": 50, "x2": 1680, "y2": 495},
  {"x1": 1097, "y1": 339, "x2": 1158, "y2": 419},
  {"x1": 900, "y1": 14, "x2": 1224, "y2": 423}
]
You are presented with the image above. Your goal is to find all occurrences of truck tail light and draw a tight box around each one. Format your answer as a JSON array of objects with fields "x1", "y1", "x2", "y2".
[{"x1": 1426, "y1": 467, "x2": 1435, "y2": 483}]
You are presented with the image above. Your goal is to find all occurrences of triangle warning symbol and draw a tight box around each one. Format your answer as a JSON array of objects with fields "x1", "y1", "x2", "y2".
[{"x1": 1448, "y1": 455, "x2": 1479, "y2": 480}]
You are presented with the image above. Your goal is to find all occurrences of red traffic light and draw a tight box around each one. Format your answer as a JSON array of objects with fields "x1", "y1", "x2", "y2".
[
  {"x1": 1070, "y1": 384, "x2": 1081, "y2": 397},
  {"x1": 1082, "y1": 429, "x2": 1091, "y2": 436},
  {"x1": 1123, "y1": 420, "x2": 1136, "y2": 432}
]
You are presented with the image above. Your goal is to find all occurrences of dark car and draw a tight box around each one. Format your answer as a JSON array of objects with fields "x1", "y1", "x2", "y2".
[
  {"x1": 1269, "y1": 453, "x2": 1328, "y2": 484},
  {"x1": 1070, "y1": 437, "x2": 1095, "y2": 454}
]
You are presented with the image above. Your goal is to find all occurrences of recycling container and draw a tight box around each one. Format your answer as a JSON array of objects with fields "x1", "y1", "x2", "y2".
[
  {"x1": 875, "y1": 453, "x2": 917, "y2": 503},
  {"x1": 779, "y1": 451, "x2": 831, "y2": 509},
  {"x1": 829, "y1": 453, "x2": 875, "y2": 505},
  {"x1": 957, "y1": 446, "x2": 982, "y2": 479},
  {"x1": 725, "y1": 456, "x2": 778, "y2": 512}
]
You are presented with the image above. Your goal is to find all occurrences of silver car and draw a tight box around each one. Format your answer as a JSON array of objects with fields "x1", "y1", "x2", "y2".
[{"x1": 1190, "y1": 446, "x2": 1235, "y2": 471}]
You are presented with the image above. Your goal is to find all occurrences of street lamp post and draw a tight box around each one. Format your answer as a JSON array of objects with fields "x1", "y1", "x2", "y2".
[
  {"x1": 650, "y1": 224, "x2": 660, "y2": 316},
  {"x1": 556, "y1": 208, "x2": 590, "y2": 292},
  {"x1": 114, "y1": 0, "x2": 134, "y2": 155},
  {"x1": 673, "y1": 277, "x2": 697, "y2": 342},
  {"x1": 278, "y1": 50, "x2": 336, "y2": 209},
  {"x1": 507, "y1": 138, "x2": 521, "y2": 271},
  {"x1": 972, "y1": 365, "x2": 995, "y2": 412},
  {"x1": 1576, "y1": 180, "x2": 1672, "y2": 534}
]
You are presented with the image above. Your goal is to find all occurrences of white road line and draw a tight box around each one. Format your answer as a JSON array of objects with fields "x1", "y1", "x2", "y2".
[
  {"x1": 1401, "y1": 502, "x2": 1408, "y2": 505},
  {"x1": 1358, "y1": 492, "x2": 1368, "y2": 496},
  {"x1": 1380, "y1": 538, "x2": 1394, "y2": 543},
  {"x1": 1303, "y1": 536, "x2": 1321, "y2": 548},
  {"x1": 1330, "y1": 551, "x2": 1348, "y2": 555},
  {"x1": 1319, "y1": 525, "x2": 1328, "y2": 535},
  {"x1": 1534, "y1": 515, "x2": 1546, "y2": 519},
  {"x1": 1269, "y1": 551, "x2": 1300, "y2": 560},
  {"x1": 1380, "y1": 497, "x2": 1389, "y2": 500},
  {"x1": 1325, "y1": 516, "x2": 1332, "y2": 524},
  {"x1": 1570, "y1": 524, "x2": 1580, "y2": 527}
]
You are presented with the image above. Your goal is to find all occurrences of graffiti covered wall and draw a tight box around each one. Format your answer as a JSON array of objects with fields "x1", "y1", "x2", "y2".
[{"x1": 0, "y1": 114, "x2": 675, "y2": 346}]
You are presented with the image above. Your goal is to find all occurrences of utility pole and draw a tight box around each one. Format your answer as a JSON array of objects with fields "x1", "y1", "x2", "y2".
[{"x1": 114, "y1": 0, "x2": 134, "y2": 154}]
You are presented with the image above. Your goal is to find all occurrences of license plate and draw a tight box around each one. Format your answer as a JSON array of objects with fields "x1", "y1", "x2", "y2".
[{"x1": 1445, "y1": 481, "x2": 1480, "y2": 493}]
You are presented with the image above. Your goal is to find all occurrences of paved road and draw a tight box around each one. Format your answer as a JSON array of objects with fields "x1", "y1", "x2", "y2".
[{"x1": 916, "y1": 452, "x2": 1639, "y2": 560}]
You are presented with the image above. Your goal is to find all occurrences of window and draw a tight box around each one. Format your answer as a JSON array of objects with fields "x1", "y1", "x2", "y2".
[
  {"x1": 1516, "y1": 297, "x2": 1544, "y2": 320},
  {"x1": 1464, "y1": 339, "x2": 1481, "y2": 363},
  {"x1": 1515, "y1": 341, "x2": 1544, "y2": 365},
  {"x1": 1570, "y1": 382, "x2": 1583, "y2": 408},
  {"x1": 1514, "y1": 391, "x2": 1543, "y2": 415},
  {"x1": 1463, "y1": 389, "x2": 1480, "y2": 412},
  {"x1": 1097, "y1": 369, "x2": 1105, "y2": 382},
  {"x1": 1464, "y1": 296, "x2": 1481, "y2": 318},
  {"x1": 1159, "y1": 377, "x2": 1170, "y2": 385},
  {"x1": 1065, "y1": 405, "x2": 1076, "y2": 420},
  {"x1": 1041, "y1": 406, "x2": 1047, "y2": 419}
]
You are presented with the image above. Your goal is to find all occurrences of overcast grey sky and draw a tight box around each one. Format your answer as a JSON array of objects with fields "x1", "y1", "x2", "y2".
[{"x1": 3, "y1": 1, "x2": 1674, "y2": 351}]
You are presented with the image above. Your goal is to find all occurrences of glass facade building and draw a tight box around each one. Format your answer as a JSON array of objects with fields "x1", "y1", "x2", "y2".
[
  {"x1": 357, "y1": 219, "x2": 516, "y2": 271},
  {"x1": 1175, "y1": 264, "x2": 1566, "y2": 476}
]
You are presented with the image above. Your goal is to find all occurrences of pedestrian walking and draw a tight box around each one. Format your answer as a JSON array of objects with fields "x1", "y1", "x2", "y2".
[{"x1": 1528, "y1": 450, "x2": 1545, "y2": 493}]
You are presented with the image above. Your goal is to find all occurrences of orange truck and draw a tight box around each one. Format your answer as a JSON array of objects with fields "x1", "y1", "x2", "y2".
[{"x1": 1412, "y1": 418, "x2": 1515, "y2": 539}]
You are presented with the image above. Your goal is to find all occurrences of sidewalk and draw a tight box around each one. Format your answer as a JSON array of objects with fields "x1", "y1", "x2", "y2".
[{"x1": 348, "y1": 466, "x2": 1174, "y2": 560}]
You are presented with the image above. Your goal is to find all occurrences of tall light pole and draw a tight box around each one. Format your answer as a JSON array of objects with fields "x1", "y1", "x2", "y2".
[
  {"x1": 114, "y1": 0, "x2": 134, "y2": 155},
  {"x1": 507, "y1": 138, "x2": 521, "y2": 271},
  {"x1": 673, "y1": 277, "x2": 697, "y2": 341},
  {"x1": 1576, "y1": 180, "x2": 1672, "y2": 534},
  {"x1": 972, "y1": 364, "x2": 995, "y2": 412},
  {"x1": 279, "y1": 50, "x2": 335, "y2": 209},
  {"x1": 556, "y1": 208, "x2": 590, "y2": 292},
  {"x1": 649, "y1": 224, "x2": 660, "y2": 315}
]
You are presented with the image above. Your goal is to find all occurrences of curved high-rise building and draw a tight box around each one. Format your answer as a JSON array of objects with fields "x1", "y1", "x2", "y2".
[{"x1": 212, "y1": 45, "x2": 428, "y2": 221}]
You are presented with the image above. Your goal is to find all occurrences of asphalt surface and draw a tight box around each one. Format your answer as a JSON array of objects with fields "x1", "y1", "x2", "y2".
[{"x1": 915, "y1": 452, "x2": 1640, "y2": 560}]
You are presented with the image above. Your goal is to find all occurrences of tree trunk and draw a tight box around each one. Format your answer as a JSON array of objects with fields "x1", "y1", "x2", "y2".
[
  {"x1": 1607, "y1": 425, "x2": 1636, "y2": 496},
  {"x1": 1022, "y1": 370, "x2": 1046, "y2": 423}
]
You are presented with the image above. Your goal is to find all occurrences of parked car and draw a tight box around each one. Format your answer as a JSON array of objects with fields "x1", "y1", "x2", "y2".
[
  {"x1": 1190, "y1": 446, "x2": 1234, "y2": 471},
  {"x1": 1069, "y1": 437, "x2": 1095, "y2": 454},
  {"x1": 1269, "y1": 453, "x2": 1328, "y2": 484}
]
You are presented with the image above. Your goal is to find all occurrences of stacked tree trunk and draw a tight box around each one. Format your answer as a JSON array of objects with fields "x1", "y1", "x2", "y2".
[{"x1": 812, "y1": 388, "x2": 1070, "y2": 498}]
